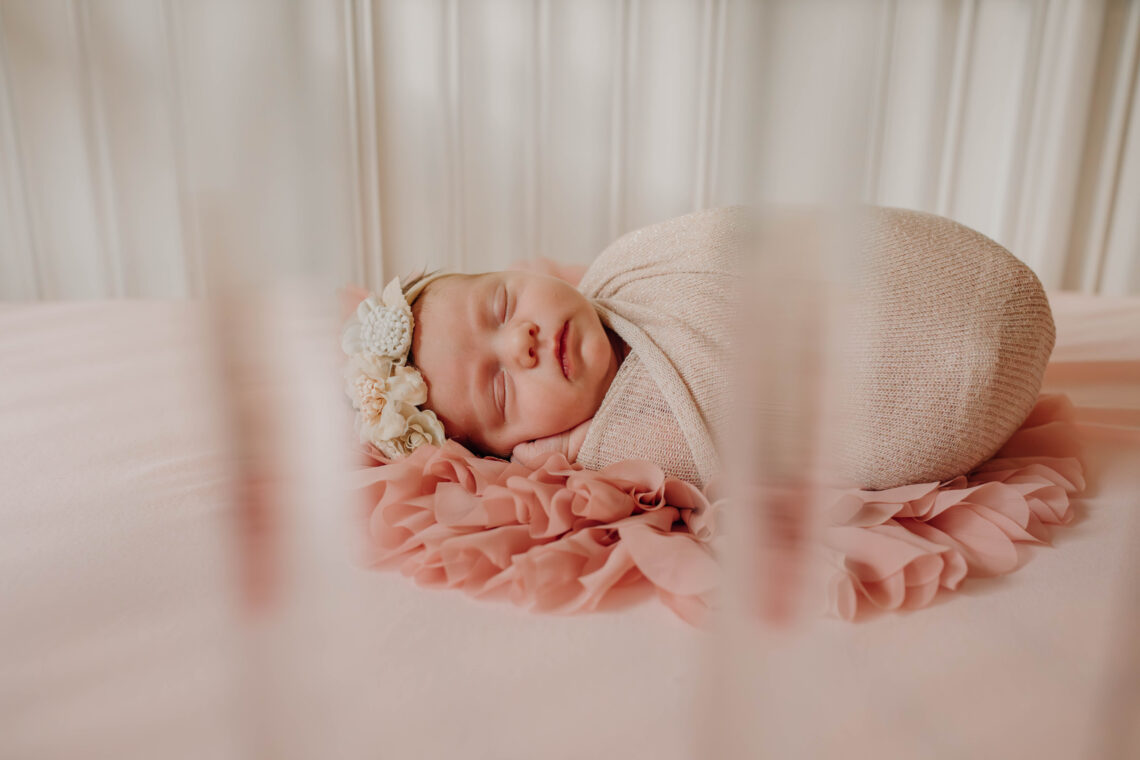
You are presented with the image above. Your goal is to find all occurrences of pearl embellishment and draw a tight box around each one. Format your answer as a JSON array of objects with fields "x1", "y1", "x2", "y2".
[{"x1": 360, "y1": 305, "x2": 412, "y2": 359}]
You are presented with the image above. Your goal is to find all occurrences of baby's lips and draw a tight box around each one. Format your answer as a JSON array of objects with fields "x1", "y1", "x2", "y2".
[
  {"x1": 549, "y1": 321, "x2": 563, "y2": 366},
  {"x1": 552, "y1": 319, "x2": 571, "y2": 380}
]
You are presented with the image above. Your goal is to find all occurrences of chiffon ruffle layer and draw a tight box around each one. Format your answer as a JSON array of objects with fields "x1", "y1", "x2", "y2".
[
  {"x1": 825, "y1": 394, "x2": 1082, "y2": 620},
  {"x1": 355, "y1": 394, "x2": 1082, "y2": 624},
  {"x1": 354, "y1": 446, "x2": 721, "y2": 624}
]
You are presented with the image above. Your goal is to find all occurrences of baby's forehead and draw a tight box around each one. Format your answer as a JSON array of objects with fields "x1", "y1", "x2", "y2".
[
  {"x1": 409, "y1": 273, "x2": 487, "y2": 440},
  {"x1": 415, "y1": 271, "x2": 504, "y2": 324},
  {"x1": 423, "y1": 270, "x2": 487, "y2": 303}
]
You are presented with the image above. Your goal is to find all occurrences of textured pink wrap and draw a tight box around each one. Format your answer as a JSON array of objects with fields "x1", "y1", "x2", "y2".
[
  {"x1": 355, "y1": 393, "x2": 1081, "y2": 624},
  {"x1": 354, "y1": 442, "x2": 720, "y2": 625}
]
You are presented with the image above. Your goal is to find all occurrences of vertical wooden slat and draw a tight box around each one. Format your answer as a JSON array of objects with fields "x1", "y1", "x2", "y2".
[
  {"x1": 1079, "y1": 0, "x2": 1140, "y2": 292},
  {"x1": 0, "y1": 2, "x2": 41, "y2": 299},
  {"x1": 1008, "y1": 0, "x2": 1106, "y2": 287},
  {"x1": 527, "y1": 0, "x2": 550, "y2": 260},
  {"x1": 608, "y1": 0, "x2": 635, "y2": 241},
  {"x1": 862, "y1": 0, "x2": 896, "y2": 204},
  {"x1": 934, "y1": 0, "x2": 976, "y2": 216},
  {"x1": 541, "y1": 0, "x2": 618, "y2": 265},
  {"x1": 373, "y1": 0, "x2": 449, "y2": 277},
  {"x1": 342, "y1": 0, "x2": 366, "y2": 286},
  {"x1": 1094, "y1": 0, "x2": 1140, "y2": 294},
  {"x1": 712, "y1": 0, "x2": 768, "y2": 207},
  {"x1": 450, "y1": 1, "x2": 532, "y2": 271},
  {"x1": 361, "y1": 0, "x2": 383, "y2": 286},
  {"x1": 694, "y1": 0, "x2": 725, "y2": 210},
  {"x1": 693, "y1": 0, "x2": 712, "y2": 210},
  {"x1": 443, "y1": 0, "x2": 465, "y2": 271},
  {"x1": 160, "y1": 0, "x2": 205, "y2": 298},
  {"x1": 872, "y1": 0, "x2": 950, "y2": 210},
  {"x1": 2, "y1": 0, "x2": 108, "y2": 298},
  {"x1": 625, "y1": 0, "x2": 702, "y2": 227},
  {"x1": 72, "y1": 0, "x2": 125, "y2": 297},
  {"x1": 709, "y1": 0, "x2": 726, "y2": 208},
  {"x1": 349, "y1": 0, "x2": 383, "y2": 287},
  {"x1": 996, "y1": 0, "x2": 1048, "y2": 248}
]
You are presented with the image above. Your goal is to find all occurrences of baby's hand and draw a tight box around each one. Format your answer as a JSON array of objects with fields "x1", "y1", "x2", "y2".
[{"x1": 510, "y1": 419, "x2": 592, "y2": 468}]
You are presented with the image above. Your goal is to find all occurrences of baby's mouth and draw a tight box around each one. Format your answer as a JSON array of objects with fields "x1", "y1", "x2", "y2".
[{"x1": 557, "y1": 320, "x2": 571, "y2": 380}]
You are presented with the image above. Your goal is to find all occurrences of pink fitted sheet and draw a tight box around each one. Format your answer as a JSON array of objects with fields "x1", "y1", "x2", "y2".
[{"x1": 1, "y1": 292, "x2": 1138, "y2": 759}]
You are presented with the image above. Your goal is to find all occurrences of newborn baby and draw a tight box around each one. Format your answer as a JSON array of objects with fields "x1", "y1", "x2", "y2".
[
  {"x1": 343, "y1": 207, "x2": 745, "y2": 486},
  {"x1": 344, "y1": 204, "x2": 1054, "y2": 490}
]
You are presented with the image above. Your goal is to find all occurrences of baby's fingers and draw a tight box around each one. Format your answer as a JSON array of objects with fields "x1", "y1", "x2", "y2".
[
  {"x1": 510, "y1": 440, "x2": 541, "y2": 467},
  {"x1": 511, "y1": 434, "x2": 567, "y2": 468},
  {"x1": 510, "y1": 441, "x2": 530, "y2": 465}
]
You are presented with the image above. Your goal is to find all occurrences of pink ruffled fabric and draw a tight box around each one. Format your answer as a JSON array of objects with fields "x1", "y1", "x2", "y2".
[
  {"x1": 355, "y1": 394, "x2": 1082, "y2": 625},
  {"x1": 824, "y1": 394, "x2": 1083, "y2": 620},
  {"x1": 354, "y1": 442, "x2": 720, "y2": 625}
]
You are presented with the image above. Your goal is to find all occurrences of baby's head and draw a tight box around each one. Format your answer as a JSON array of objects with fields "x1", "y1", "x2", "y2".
[{"x1": 409, "y1": 270, "x2": 620, "y2": 457}]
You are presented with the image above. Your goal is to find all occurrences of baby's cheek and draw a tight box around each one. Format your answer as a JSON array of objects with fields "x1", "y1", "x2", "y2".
[{"x1": 516, "y1": 396, "x2": 579, "y2": 441}]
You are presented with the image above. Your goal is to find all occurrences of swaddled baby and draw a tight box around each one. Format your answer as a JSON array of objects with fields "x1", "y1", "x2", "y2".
[
  {"x1": 342, "y1": 207, "x2": 745, "y2": 487},
  {"x1": 343, "y1": 205, "x2": 1054, "y2": 490}
]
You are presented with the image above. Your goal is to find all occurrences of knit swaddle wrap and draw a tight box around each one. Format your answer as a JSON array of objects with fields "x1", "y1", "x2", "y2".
[
  {"x1": 575, "y1": 206, "x2": 1054, "y2": 491},
  {"x1": 839, "y1": 207, "x2": 1055, "y2": 489},
  {"x1": 576, "y1": 208, "x2": 745, "y2": 487}
]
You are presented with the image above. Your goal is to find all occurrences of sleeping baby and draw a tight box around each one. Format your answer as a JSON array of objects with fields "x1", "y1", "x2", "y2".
[
  {"x1": 342, "y1": 207, "x2": 746, "y2": 487},
  {"x1": 342, "y1": 205, "x2": 1054, "y2": 490}
]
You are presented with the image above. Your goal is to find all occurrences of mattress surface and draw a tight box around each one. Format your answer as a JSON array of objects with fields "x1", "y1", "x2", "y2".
[{"x1": 1, "y1": 293, "x2": 1138, "y2": 759}]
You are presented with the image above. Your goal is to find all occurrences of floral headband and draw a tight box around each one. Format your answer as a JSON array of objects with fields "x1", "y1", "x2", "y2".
[{"x1": 341, "y1": 273, "x2": 449, "y2": 459}]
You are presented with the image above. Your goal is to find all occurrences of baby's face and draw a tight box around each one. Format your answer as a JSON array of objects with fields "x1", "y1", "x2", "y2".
[{"x1": 412, "y1": 271, "x2": 620, "y2": 457}]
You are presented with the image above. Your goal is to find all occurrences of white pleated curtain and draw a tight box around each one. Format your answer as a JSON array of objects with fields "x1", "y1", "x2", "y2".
[{"x1": 0, "y1": 0, "x2": 1137, "y2": 297}]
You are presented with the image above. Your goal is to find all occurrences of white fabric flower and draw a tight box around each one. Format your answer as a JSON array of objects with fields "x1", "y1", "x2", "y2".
[
  {"x1": 349, "y1": 373, "x2": 388, "y2": 423},
  {"x1": 356, "y1": 399, "x2": 413, "y2": 449},
  {"x1": 347, "y1": 350, "x2": 396, "y2": 383},
  {"x1": 341, "y1": 278, "x2": 414, "y2": 361},
  {"x1": 345, "y1": 354, "x2": 433, "y2": 447},
  {"x1": 384, "y1": 365, "x2": 428, "y2": 406}
]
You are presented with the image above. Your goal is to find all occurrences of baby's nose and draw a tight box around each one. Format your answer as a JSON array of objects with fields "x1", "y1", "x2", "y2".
[{"x1": 508, "y1": 321, "x2": 538, "y2": 369}]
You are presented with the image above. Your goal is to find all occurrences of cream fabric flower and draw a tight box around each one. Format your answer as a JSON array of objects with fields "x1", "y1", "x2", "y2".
[
  {"x1": 374, "y1": 408, "x2": 446, "y2": 460},
  {"x1": 345, "y1": 353, "x2": 439, "y2": 453},
  {"x1": 341, "y1": 278, "x2": 414, "y2": 361},
  {"x1": 384, "y1": 365, "x2": 428, "y2": 406},
  {"x1": 348, "y1": 350, "x2": 396, "y2": 382},
  {"x1": 350, "y1": 373, "x2": 388, "y2": 423}
]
